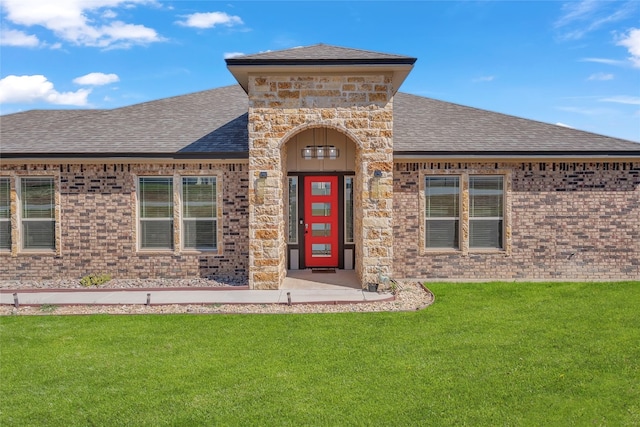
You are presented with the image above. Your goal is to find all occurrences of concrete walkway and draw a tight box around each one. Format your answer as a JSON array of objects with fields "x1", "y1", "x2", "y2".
[
  {"x1": 0, "y1": 271, "x2": 392, "y2": 306},
  {"x1": 0, "y1": 288, "x2": 392, "y2": 306}
]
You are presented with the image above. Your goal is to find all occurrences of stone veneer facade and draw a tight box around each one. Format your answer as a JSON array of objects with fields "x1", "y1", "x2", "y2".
[
  {"x1": 247, "y1": 73, "x2": 395, "y2": 289},
  {"x1": 393, "y1": 161, "x2": 640, "y2": 280},
  {"x1": 0, "y1": 162, "x2": 249, "y2": 280}
]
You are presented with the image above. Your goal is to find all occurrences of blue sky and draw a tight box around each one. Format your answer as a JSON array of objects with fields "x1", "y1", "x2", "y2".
[{"x1": 1, "y1": 0, "x2": 639, "y2": 142}]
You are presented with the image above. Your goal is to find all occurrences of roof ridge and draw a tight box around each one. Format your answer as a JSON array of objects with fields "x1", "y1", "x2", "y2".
[{"x1": 228, "y1": 43, "x2": 416, "y2": 62}]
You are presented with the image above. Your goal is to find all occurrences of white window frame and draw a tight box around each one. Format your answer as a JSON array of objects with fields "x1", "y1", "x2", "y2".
[
  {"x1": 181, "y1": 176, "x2": 218, "y2": 251},
  {"x1": 421, "y1": 171, "x2": 510, "y2": 256},
  {"x1": 137, "y1": 176, "x2": 174, "y2": 251},
  {"x1": 469, "y1": 175, "x2": 504, "y2": 250},
  {"x1": 424, "y1": 175, "x2": 461, "y2": 250},
  {"x1": 19, "y1": 177, "x2": 56, "y2": 252},
  {"x1": 0, "y1": 177, "x2": 11, "y2": 252}
]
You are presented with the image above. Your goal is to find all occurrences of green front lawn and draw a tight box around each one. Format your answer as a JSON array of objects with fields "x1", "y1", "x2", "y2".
[{"x1": 1, "y1": 281, "x2": 639, "y2": 426}]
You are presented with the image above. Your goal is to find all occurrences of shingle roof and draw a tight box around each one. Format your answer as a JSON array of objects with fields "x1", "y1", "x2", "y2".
[
  {"x1": 393, "y1": 93, "x2": 639, "y2": 153},
  {"x1": 226, "y1": 43, "x2": 416, "y2": 65},
  {"x1": 1, "y1": 84, "x2": 638, "y2": 158},
  {"x1": 1, "y1": 85, "x2": 249, "y2": 157}
]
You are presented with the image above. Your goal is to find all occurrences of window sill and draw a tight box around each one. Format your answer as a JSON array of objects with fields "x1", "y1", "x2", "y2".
[
  {"x1": 422, "y1": 248, "x2": 462, "y2": 255},
  {"x1": 17, "y1": 249, "x2": 57, "y2": 256},
  {"x1": 181, "y1": 249, "x2": 221, "y2": 255},
  {"x1": 136, "y1": 249, "x2": 222, "y2": 256},
  {"x1": 136, "y1": 249, "x2": 174, "y2": 255},
  {"x1": 468, "y1": 249, "x2": 506, "y2": 254},
  {"x1": 420, "y1": 248, "x2": 507, "y2": 256}
]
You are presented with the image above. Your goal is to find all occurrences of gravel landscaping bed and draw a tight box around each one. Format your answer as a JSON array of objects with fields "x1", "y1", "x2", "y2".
[
  {"x1": 0, "y1": 277, "x2": 245, "y2": 290},
  {"x1": 0, "y1": 281, "x2": 433, "y2": 315}
]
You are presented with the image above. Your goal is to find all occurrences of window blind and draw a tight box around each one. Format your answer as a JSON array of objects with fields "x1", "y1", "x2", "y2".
[
  {"x1": 469, "y1": 176, "x2": 503, "y2": 249},
  {"x1": 425, "y1": 176, "x2": 460, "y2": 248}
]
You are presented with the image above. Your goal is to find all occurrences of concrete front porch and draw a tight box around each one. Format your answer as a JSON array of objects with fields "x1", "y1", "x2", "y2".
[{"x1": 282, "y1": 270, "x2": 360, "y2": 290}]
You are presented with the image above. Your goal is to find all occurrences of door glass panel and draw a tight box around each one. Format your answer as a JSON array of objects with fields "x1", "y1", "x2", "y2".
[
  {"x1": 311, "y1": 182, "x2": 331, "y2": 196},
  {"x1": 311, "y1": 223, "x2": 331, "y2": 237},
  {"x1": 345, "y1": 177, "x2": 354, "y2": 244},
  {"x1": 288, "y1": 177, "x2": 298, "y2": 243},
  {"x1": 311, "y1": 203, "x2": 331, "y2": 216},
  {"x1": 311, "y1": 244, "x2": 331, "y2": 257}
]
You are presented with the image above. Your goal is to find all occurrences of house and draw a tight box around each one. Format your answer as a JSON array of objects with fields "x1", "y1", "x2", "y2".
[{"x1": 1, "y1": 44, "x2": 639, "y2": 288}]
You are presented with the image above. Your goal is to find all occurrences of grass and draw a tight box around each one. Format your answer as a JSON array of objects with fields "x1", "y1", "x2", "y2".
[{"x1": 1, "y1": 281, "x2": 639, "y2": 426}]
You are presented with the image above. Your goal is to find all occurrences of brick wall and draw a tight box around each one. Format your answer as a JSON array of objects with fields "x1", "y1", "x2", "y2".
[
  {"x1": 0, "y1": 162, "x2": 249, "y2": 281},
  {"x1": 393, "y1": 161, "x2": 640, "y2": 281},
  {"x1": 4, "y1": 159, "x2": 637, "y2": 282}
]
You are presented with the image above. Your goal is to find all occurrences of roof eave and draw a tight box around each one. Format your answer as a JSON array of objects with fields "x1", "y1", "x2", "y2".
[
  {"x1": 393, "y1": 151, "x2": 640, "y2": 161},
  {"x1": 0, "y1": 152, "x2": 250, "y2": 161},
  {"x1": 225, "y1": 58, "x2": 417, "y2": 66},
  {"x1": 226, "y1": 62, "x2": 415, "y2": 95}
]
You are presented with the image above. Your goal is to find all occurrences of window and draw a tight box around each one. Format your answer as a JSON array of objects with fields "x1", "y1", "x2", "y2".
[
  {"x1": 425, "y1": 176, "x2": 459, "y2": 249},
  {"x1": 345, "y1": 177, "x2": 354, "y2": 244},
  {"x1": 424, "y1": 174, "x2": 506, "y2": 252},
  {"x1": 138, "y1": 176, "x2": 221, "y2": 252},
  {"x1": 288, "y1": 177, "x2": 298, "y2": 243},
  {"x1": 139, "y1": 177, "x2": 173, "y2": 250},
  {"x1": 182, "y1": 177, "x2": 217, "y2": 250},
  {"x1": 469, "y1": 176, "x2": 503, "y2": 249},
  {"x1": 0, "y1": 178, "x2": 10, "y2": 250},
  {"x1": 20, "y1": 177, "x2": 55, "y2": 250}
]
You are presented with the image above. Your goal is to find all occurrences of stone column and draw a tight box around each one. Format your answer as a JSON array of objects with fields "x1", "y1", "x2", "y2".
[
  {"x1": 247, "y1": 108, "x2": 286, "y2": 289},
  {"x1": 352, "y1": 104, "x2": 394, "y2": 287}
]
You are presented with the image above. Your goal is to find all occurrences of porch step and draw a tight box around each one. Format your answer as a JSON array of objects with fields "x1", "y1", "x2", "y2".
[{"x1": 311, "y1": 268, "x2": 336, "y2": 273}]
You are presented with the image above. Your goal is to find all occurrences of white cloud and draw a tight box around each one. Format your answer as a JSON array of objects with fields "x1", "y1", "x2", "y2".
[
  {"x1": 616, "y1": 28, "x2": 640, "y2": 68},
  {"x1": 555, "y1": 1, "x2": 638, "y2": 40},
  {"x1": 102, "y1": 9, "x2": 117, "y2": 19},
  {"x1": 0, "y1": 28, "x2": 40, "y2": 47},
  {"x1": 176, "y1": 12, "x2": 243, "y2": 29},
  {"x1": 600, "y1": 96, "x2": 640, "y2": 105},
  {"x1": 98, "y1": 21, "x2": 160, "y2": 49},
  {"x1": 223, "y1": 52, "x2": 245, "y2": 59},
  {"x1": 587, "y1": 72, "x2": 614, "y2": 81},
  {"x1": 472, "y1": 76, "x2": 495, "y2": 83},
  {"x1": 1, "y1": 0, "x2": 164, "y2": 49},
  {"x1": 0, "y1": 75, "x2": 91, "y2": 105},
  {"x1": 581, "y1": 57, "x2": 626, "y2": 66},
  {"x1": 73, "y1": 72, "x2": 119, "y2": 86},
  {"x1": 556, "y1": 122, "x2": 575, "y2": 129},
  {"x1": 555, "y1": 0, "x2": 599, "y2": 29}
]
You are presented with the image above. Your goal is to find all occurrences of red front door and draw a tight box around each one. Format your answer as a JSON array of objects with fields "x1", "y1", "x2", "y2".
[{"x1": 304, "y1": 176, "x2": 339, "y2": 267}]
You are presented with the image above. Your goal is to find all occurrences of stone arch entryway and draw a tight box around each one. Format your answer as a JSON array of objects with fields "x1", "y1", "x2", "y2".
[
  {"x1": 245, "y1": 75, "x2": 396, "y2": 290},
  {"x1": 281, "y1": 126, "x2": 359, "y2": 278}
]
